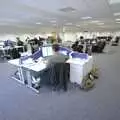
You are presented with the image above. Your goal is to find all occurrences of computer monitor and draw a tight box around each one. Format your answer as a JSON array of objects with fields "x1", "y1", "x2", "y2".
[{"x1": 42, "y1": 46, "x2": 53, "y2": 57}]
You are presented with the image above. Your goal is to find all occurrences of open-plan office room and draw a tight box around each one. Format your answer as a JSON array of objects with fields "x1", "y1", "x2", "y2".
[{"x1": 0, "y1": 0, "x2": 120, "y2": 120}]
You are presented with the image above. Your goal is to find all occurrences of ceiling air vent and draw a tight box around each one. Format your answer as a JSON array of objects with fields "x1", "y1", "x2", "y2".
[{"x1": 59, "y1": 7, "x2": 76, "y2": 12}]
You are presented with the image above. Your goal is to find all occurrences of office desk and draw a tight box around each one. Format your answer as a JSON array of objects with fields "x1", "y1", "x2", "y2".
[
  {"x1": 66, "y1": 56, "x2": 93, "y2": 85},
  {"x1": 8, "y1": 58, "x2": 47, "y2": 93},
  {"x1": 0, "y1": 46, "x2": 24, "y2": 51},
  {"x1": 0, "y1": 46, "x2": 24, "y2": 59}
]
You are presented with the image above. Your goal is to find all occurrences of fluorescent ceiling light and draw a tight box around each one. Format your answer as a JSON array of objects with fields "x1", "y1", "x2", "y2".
[
  {"x1": 36, "y1": 22, "x2": 41, "y2": 24},
  {"x1": 84, "y1": 23, "x2": 88, "y2": 25},
  {"x1": 46, "y1": 17, "x2": 56, "y2": 20},
  {"x1": 99, "y1": 26, "x2": 105, "y2": 27},
  {"x1": 116, "y1": 22, "x2": 120, "y2": 23},
  {"x1": 65, "y1": 23, "x2": 72, "y2": 25},
  {"x1": 115, "y1": 18, "x2": 120, "y2": 21},
  {"x1": 97, "y1": 23, "x2": 104, "y2": 25},
  {"x1": 109, "y1": 0, "x2": 120, "y2": 4},
  {"x1": 81, "y1": 16, "x2": 92, "y2": 20},
  {"x1": 114, "y1": 12, "x2": 120, "y2": 16},
  {"x1": 91, "y1": 20, "x2": 100, "y2": 23},
  {"x1": 53, "y1": 24, "x2": 57, "y2": 26},
  {"x1": 76, "y1": 25, "x2": 80, "y2": 27},
  {"x1": 50, "y1": 20, "x2": 56, "y2": 23}
]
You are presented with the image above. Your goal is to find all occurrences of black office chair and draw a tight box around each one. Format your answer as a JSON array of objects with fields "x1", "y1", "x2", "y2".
[
  {"x1": 72, "y1": 44, "x2": 78, "y2": 51},
  {"x1": 11, "y1": 48, "x2": 20, "y2": 59},
  {"x1": 77, "y1": 45, "x2": 83, "y2": 53}
]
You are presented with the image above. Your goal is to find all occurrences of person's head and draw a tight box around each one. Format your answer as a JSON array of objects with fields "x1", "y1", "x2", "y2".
[
  {"x1": 27, "y1": 37, "x2": 30, "y2": 39},
  {"x1": 80, "y1": 36, "x2": 84, "y2": 40},
  {"x1": 52, "y1": 44, "x2": 60, "y2": 54},
  {"x1": 75, "y1": 41, "x2": 79, "y2": 45},
  {"x1": 16, "y1": 37, "x2": 20, "y2": 41}
]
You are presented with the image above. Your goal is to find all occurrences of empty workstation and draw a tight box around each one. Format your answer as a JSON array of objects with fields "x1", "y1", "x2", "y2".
[{"x1": 0, "y1": 0, "x2": 120, "y2": 120}]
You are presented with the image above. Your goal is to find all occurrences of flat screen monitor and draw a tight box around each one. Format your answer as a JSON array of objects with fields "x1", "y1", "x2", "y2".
[{"x1": 42, "y1": 46, "x2": 53, "y2": 57}]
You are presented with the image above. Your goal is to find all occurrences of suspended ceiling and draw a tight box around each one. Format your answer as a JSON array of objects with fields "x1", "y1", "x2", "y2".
[{"x1": 1, "y1": 0, "x2": 120, "y2": 33}]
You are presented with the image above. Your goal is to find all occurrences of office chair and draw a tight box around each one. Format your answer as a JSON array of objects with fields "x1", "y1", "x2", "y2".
[{"x1": 77, "y1": 45, "x2": 83, "y2": 53}]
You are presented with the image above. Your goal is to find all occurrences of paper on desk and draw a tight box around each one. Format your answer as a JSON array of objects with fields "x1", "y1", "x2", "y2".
[
  {"x1": 28, "y1": 62, "x2": 47, "y2": 72},
  {"x1": 20, "y1": 52, "x2": 31, "y2": 57},
  {"x1": 37, "y1": 57, "x2": 43, "y2": 61},
  {"x1": 22, "y1": 58, "x2": 33, "y2": 65}
]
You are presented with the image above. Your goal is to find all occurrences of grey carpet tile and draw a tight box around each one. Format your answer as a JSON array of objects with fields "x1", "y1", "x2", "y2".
[{"x1": 0, "y1": 46, "x2": 120, "y2": 120}]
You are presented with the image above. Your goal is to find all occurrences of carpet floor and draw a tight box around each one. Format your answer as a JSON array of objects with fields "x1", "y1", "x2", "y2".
[{"x1": 0, "y1": 46, "x2": 120, "y2": 120}]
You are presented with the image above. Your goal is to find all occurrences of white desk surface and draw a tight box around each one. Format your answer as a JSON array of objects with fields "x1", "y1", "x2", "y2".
[
  {"x1": 66, "y1": 56, "x2": 93, "y2": 65},
  {"x1": 14, "y1": 46, "x2": 24, "y2": 49},
  {"x1": 23, "y1": 62, "x2": 47, "y2": 72},
  {"x1": 0, "y1": 46, "x2": 12, "y2": 50},
  {"x1": 20, "y1": 52, "x2": 32, "y2": 56},
  {"x1": 8, "y1": 59, "x2": 20, "y2": 66},
  {"x1": 8, "y1": 58, "x2": 47, "y2": 72},
  {"x1": 9, "y1": 56, "x2": 93, "y2": 72},
  {"x1": 0, "y1": 46, "x2": 24, "y2": 50}
]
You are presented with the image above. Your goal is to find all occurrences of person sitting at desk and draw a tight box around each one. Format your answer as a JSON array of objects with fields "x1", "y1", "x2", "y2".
[
  {"x1": 72, "y1": 41, "x2": 79, "y2": 51},
  {"x1": 16, "y1": 37, "x2": 24, "y2": 53},
  {"x1": 16, "y1": 37, "x2": 24, "y2": 46}
]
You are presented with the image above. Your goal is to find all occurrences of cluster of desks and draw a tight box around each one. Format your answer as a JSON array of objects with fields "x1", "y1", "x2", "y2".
[
  {"x1": 8, "y1": 46, "x2": 93, "y2": 93},
  {"x1": 0, "y1": 46, "x2": 24, "y2": 59},
  {"x1": 9, "y1": 58, "x2": 47, "y2": 93},
  {"x1": 9, "y1": 56, "x2": 93, "y2": 93}
]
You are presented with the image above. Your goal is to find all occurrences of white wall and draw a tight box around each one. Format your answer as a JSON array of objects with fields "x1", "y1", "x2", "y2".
[
  {"x1": 0, "y1": 34, "x2": 17, "y2": 41},
  {"x1": 60, "y1": 32, "x2": 116, "y2": 42},
  {"x1": 0, "y1": 33, "x2": 49, "y2": 42},
  {"x1": 0, "y1": 31, "x2": 119, "y2": 43}
]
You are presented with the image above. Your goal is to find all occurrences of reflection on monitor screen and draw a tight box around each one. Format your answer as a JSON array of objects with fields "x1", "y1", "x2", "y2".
[
  {"x1": 48, "y1": 46, "x2": 53, "y2": 56},
  {"x1": 42, "y1": 46, "x2": 53, "y2": 57},
  {"x1": 42, "y1": 47, "x2": 48, "y2": 57}
]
